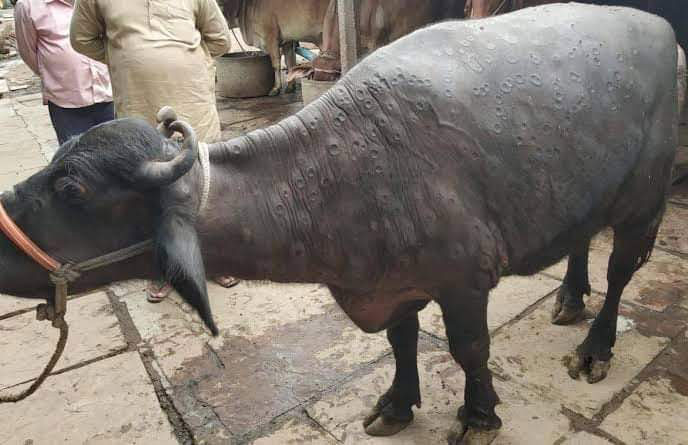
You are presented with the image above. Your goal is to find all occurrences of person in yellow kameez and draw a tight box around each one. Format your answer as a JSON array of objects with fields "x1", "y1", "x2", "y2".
[
  {"x1": 70, "y1": 0, "x2": 229, "y2": 141},
  {"x1": 71, "y1": 0, "x2": 239, "y2": 300}
]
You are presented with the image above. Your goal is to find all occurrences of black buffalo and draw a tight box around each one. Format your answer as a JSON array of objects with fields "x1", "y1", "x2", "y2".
[{"x1": 0, "y1": 4, "x2": 681, "y2": 444}]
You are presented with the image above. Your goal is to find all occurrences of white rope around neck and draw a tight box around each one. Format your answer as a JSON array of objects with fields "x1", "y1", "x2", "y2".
[{"x1": 198, "y1": 142, "x2": 211, "y2": 217}]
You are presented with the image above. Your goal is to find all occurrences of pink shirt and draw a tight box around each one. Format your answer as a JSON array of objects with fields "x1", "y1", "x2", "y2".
[{"x1": 14, "y1": 0, "x2": 112, "y2": 108}]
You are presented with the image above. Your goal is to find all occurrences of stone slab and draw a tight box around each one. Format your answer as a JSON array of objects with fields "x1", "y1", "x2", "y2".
[
  {"x1": 600, "y1": 377, "x2": 688, "y2": 444},
  {"x1": 0, "y1": 292, "x2": 127, "y2": 389},
  {"x1": 109, "y1": 279, "x2": 148, "y2": 298},
  {"x1": 0, "y1": 115, "x2": 26, "y2": 130},
  {"x1": 670, "y1": 180, "x2": 688, "y2": 206},
  {"x1": 32, "y1": 128, "x2": 58, "y2": 146},
  {"x1": 217, "y1": 92, "x2": 301, "y2": 140},
  {"x1": 419, "y1": 274, "x2": 561, "y2": 340},
  {"x1": 0, "y1": 166, "x2": 41, "y2": 191},
  {"x1": 14, "y1": 92, "x2": 42, "y2": 104},
  {"x1": 0, "y1": 292, "x2": 98, "y2": 322},
  {"x1": 0, "y1": 293, "x2": 37, "y2": 315},
  {"x1": 5, "y1": 62, "x2": 40, "y2": 94},
  {"x1": 561, "y1": 432, "x2": 613, "y2": 444},
  {"x1": 0, "y1": 103, "x2": 15, "y2": 119},
  {"x1": 0, "y1": 352, "x2": 178, "y2": 445},
  {"x1": 123, "y1": 282, "x2": 390, "y2": 437},
  {"x1": 123, "y1": 282, "x2": 340, "y2": 354},
  {"x1": 658, "y1": 332, "x2": 688, "y2": 382},
  {"x1": 252, "y1": 419, "x2": 337, "y2": 445},
  {"x1": 0, "y1": 135, "x2": 40, "y2": 153},
  {"x1": 545, "y1": 241, "x2": 688, "y2": 312},
  {"x1": 674, "y1": 147, "x2": 688, "y2": 181},
  {"x1": 489, "y1": 296, "x2": 669, "y2": 418},
  {"x1": 14, "y1": 108, "x2": 49, "y2": 124},
  {"x1": 657, "y1": 204, "x2": 688, "y2": 255},
  {"x1": 221, "y1": 114, "x2": 300, "y2": 140},
  {"x1": 308, "y1": 348, "x2": 573, "y2": 445},
  {"x1": 0, "y1": 148, "x2": 47, "y2": 174}
]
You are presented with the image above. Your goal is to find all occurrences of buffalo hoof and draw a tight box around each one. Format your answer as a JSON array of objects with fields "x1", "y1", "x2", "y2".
[
  {"x1": 362, "y1": 399, "x2": 413, "y2": 437},
  {"x1": 551, "y1": 287, "x2": 590, "y2": 325},
  {"x1": 551, "y1": 304, "x2": 594, "y2": 325},
  {"x1": 447, "y1": 420, "x2": 499, "y2": 445},
  {"x1": 363, "y1": 414, "x2": 412, "y2": 437},
  {"x1": 448, "y1": 406, "x2": 501, "y2": 445},
  {"x1": 268, "y1": 87, "x2": 281, "y2": 97},
  {"x1": 362, "y1": 392, "x2": 414, "y2": 437},
  {"x1": 564, "y1": 352, "x2": 612, "y2": 383}
]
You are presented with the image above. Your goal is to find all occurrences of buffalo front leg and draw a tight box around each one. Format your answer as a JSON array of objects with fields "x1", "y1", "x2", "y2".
[
  {"x1": 552, "y1": 240, "x2": 592, "y2": 325},
  {"x1": 567, "y1": 218, "x2": 661, "y2": 383},
  {"x1": 440, "y1": 289, "x2": 501, "y2": 445},
  {"x1": 363, "y1": 313, "x2": 421, "y2": 436}
]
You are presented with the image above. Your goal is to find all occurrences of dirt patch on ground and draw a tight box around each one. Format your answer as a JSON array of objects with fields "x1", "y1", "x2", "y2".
[
  {"x1": 636, "y1": 279, "x2": 688, "y2": 315},
  {"x1": 173, "y1": 307, "x2": 382, "y2": 439}
]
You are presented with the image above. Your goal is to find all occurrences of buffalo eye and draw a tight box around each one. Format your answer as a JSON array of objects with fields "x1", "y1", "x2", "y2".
[{"x1": 54, "y1": 177, "x2": 89, "y2": 205}]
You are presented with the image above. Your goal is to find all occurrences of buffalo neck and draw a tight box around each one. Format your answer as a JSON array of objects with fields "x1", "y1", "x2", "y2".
[{"x1": 201, "y1": 107, "x2": 340, "y2": 282}]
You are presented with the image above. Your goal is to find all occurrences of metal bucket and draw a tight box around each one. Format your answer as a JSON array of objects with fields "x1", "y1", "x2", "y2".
[
  {"x1": 216, "y1": 51, "x2": 274, "y2": 98},
  {"x1": 301, "y1": 78, "x2": 337, "y2": 105}
]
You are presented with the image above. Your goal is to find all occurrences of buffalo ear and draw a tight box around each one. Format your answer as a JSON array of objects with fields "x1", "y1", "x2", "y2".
[{"x1": 155, "y1": 212, "x2": 219, "y2": 336}]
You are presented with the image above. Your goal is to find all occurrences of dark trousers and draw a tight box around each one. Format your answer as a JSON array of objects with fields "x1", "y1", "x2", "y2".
[{"x1": 48, "y1": 101, "x2": 115, "y2": 145}]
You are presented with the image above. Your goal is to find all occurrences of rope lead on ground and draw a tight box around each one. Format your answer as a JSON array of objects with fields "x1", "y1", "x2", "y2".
[{"x1": 0, "y1": 310, "x2": 68, "y2": 403}]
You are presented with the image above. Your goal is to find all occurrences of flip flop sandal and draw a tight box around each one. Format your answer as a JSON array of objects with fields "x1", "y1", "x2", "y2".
[{"x1": 214, "y1": 276, "x2": 241, "y2": 288}]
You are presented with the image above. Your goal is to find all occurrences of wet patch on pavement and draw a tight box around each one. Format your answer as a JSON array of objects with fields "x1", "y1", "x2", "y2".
[{"x1": 171, "y1": 306, "x2": 389, "y2": 438}]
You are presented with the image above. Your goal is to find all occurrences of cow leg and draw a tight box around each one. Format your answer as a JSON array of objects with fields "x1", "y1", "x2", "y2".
[
  {"x1": 566, "y1": 215, "x2": 661, "y2": 383},
  {"x1": 363, "y1": 312, "x2": 421, "y2": 436},
  {"x1": 552, "y1": 240, "x2": 592, "y2": 325},
  {"x1": 283, "y1": 41, "x2": 297, "y2": 94},
  {"x1": 440, "y1": 289, "x2": 501, "y2": 445},
  {"x1": 267, "y1": 36, "x2": 282, "y2": 96}
]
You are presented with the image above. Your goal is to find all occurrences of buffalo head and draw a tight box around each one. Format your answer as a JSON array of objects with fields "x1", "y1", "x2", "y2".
[{"x1": 0, "y1": 117, "x2": 218, "y2": 335}]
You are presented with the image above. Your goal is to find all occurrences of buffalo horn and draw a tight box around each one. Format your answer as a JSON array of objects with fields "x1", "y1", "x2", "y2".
[
  {"x1": 156, "y1": 106, "x2": 179, "y2": 138},
  {"x1": 136, "y1": 120, "x2": 199, "y2": 188}
]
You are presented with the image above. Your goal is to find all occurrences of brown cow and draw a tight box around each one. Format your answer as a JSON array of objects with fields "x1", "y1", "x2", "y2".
[
  {"x1": 465, "y1": 0, "x2": 659, "y2": 18},
  {"x1": 312, "y1": 0, "x2": 466, "y2": 81},
  {"x1": 464, "y1": 0, "x2": 687, "y2": 51},
  {"x1": 464, "y1": 0, "x2": 547, "y2": 18},
  {"x1": 224, "y1": 0, "x2": 331, "y2": 96}
]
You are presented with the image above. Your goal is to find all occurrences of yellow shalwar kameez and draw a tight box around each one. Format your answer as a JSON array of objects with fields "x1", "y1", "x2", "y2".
[{"x1": 70, "y1": 0, "x2": 231, "y2": 142}]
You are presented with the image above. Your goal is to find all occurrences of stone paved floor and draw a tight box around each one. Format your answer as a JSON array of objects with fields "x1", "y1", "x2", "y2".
[{"x1": 1, "y1": 49, "x2": 688, "y2": 445}]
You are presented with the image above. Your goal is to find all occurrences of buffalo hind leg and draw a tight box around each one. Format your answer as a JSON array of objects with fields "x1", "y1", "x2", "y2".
[
  {"x1": 552, "y1": 240, "x2": 592, "y2": 325},
  {"x1": 440, "y1": 289, "x2": 501, "y2": 445},
  {"x1": 364, "y1": 313, "x2": 421, "y2": 436},
  {"x1": 567, "y1": 215, "x2": 661, "y2": 383}
]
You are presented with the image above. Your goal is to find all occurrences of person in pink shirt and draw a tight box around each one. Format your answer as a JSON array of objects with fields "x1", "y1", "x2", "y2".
[{"x1": 13, "y1": 0, "x2": 113, "y2": 145}]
